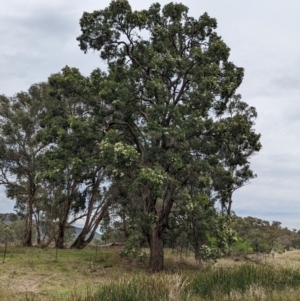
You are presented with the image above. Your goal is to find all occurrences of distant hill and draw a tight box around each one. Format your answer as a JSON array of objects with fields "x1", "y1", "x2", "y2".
[
  {"x1": 72, "y1": 225, "x2": 101, "y2": 239},
  {"x1": 0, "y1": 213, "x2": 21, "y2": 224}
]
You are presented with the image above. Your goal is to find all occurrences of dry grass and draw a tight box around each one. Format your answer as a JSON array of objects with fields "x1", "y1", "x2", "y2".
[
  {"x1": 1, "y1": 247, "x2": 300, "y2": 300},
  {"x1": 198, "y1": 286, "x2": 300, "y2": 301},
  {"x1": 217, "y1": 250, "x2": 300, "y2": 267},
  {"x1": 0, "y1": 245, "x2": 128, "y2": 300}
]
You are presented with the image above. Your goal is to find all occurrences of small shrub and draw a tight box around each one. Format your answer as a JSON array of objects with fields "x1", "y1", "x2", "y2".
[{"x1": 230, "y1": 238, "x2": 253, "y2": 254}]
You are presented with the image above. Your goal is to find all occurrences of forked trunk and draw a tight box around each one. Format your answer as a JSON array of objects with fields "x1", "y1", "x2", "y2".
[
  {"x1": 149, "y1": 223, "x2": 164, "y2": 272},
  {"x1": 56, "y1": 194, "x2": 73, "y2": 249},
  {"x1": 71, "y1": 197, "x2": 111, "y2": 249},
  {"x1": 37, "y1": 236, "x2": 54, "y2": 249},
  {"x1": 71, "y1": 228, "x2": 89, "y2": 249}
]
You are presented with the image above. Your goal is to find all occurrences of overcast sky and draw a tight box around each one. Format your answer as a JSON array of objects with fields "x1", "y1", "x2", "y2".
[{"x1": 1, "y1": 0, "x2": 300, "y2": 229}]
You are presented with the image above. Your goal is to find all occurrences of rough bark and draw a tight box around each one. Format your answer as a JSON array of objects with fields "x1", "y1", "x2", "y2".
[
  {"x1": 149, "y1": 223, "x2": 164, "y2": 272},
  {"x1": 147, "y1": 194, "x2": 175, "y2": 272},
  {"x1": 192, "y1": 220, "x2": 205, "y2": 261}
]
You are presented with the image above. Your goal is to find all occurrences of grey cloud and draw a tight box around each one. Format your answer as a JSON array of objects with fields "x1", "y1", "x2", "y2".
[
  {"x1": 232, "y1": 150, "x2": 300, "y2": 229},
  {"x1": 1, "y1": 8, "x2": 77, "y2": 50},
  {"x1": 270, "y1": 76, "x2": 300, "y2": 91},
  {"x1": 246, "y1": 77, "x2": 300, "y2": 99},
  {"x1": 234, "y1": 187, "x2": 299, "y2": 229},
  {"x1": 0, "y1": 3, "x2": 106, "y2": 96},
  {"x1": 0, "y1": 189, "x2": 14, "y2": 213},
  {"x1": 282, "y1": 99, "x2": 300, "y2": 122},
  {"x1": 237, "y1": 210, "x2": 299, "y2": 229}
]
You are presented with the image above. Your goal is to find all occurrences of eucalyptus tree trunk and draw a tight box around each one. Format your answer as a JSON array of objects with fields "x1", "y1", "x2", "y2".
[
  {"x1": 55, "y1": 200, "x2": 71, "y2": 249},
  {"x1": 56, "y1": 202, "x2": 73, "y2": 249},
  {"x1": 56, "y1": 220, "x2": 67, "y2": 249},
  {"x1": 194, "y1": 236, "x2": 205, "y2": 261},
  {"x1": 148, "y1": 196, "x2": 174, "y2": 272},
  {"x1": 192, "y1": 219, "x2": 205, "y2": 261},
  {"x1": 34, "y1": 212, "x2": 42, "y2": 246},
  {"x1": 149, "y1": 223, "x2": 164, "y2": 272},
  {"x1": 22, "y1": 196, "x2": 33, "y2": 247},
  {"x1": 227, "y1": 193, "x2": 233, "y2": 216}
]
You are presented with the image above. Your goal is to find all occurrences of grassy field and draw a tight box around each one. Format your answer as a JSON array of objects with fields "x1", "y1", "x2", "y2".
[{"x1": 1, "y1": 246, "x2": 300, "y2": 300}]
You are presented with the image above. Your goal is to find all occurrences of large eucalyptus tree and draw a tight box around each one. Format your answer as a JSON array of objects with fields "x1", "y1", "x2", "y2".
[{"x1": 75, "y1": 0, "x2": 261, "y2": 272}]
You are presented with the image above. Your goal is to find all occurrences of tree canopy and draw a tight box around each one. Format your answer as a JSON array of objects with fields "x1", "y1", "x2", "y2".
[
  {"x1": 76, "y1": 0, "x2": 261, "y2": 271},
  {"x1": 0, "y1": 0, "x2": 261, "y2": 272}
]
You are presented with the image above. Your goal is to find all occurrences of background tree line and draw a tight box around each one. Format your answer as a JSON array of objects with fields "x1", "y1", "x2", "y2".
[
  {"x1": 0, "y1": 0, "x2": 261, "y2": 272},
  {"x1": 230, "y1": 216, "x2": 300, "y2": 254}
]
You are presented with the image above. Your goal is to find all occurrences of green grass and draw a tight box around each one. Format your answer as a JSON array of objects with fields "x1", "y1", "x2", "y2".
[
  {"x1": 70, "y1": 275, "x2": 171, "y2": 301},
  {"x1": 68, "y1": 264, "x2": 300, "y2": 301},
  {"x1": 188, "y1": 264, "x2": 300, "y2": 300}
]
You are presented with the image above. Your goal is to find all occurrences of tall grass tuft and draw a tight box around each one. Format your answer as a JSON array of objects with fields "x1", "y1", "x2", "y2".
[
  {"x1": 68, "y1": 273, "x2": 189, "y2": 301},
  {"x1": 69, "y1": 264, "x2": 300, "y2": 301},
  {"x1": 189, "y1": 263, "x2": 300, "y2": 299}
]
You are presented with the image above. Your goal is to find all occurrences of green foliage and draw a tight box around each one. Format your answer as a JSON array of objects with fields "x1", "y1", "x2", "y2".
[
  {"x1": 100, "y1": 214, "x2": 113, "y2": 244},
  {"x1": 0, "y1": 84, "x2": 51, "y2": 246},
  {"x1": 119, "y1": 217, "x2": 148, "y2": 262},
  {"x1": 166, "y1": 189, "x2": 237, "y2": 261},
  {"x1": 37, "y1": 66, "x2": 113, "y2": 249},
  {"x1": 0, "y1": 219, "x2": 31, "y2": 244},
  {"x1": 212, "y1": 96, "x2": 262, "y2": 215},
  {"x1": 231, "y1": 237, "x2": 253, "y2": 254},
  {"x1": 119, "y1": 233, "x2": 148, "y2": 262},
  {"x1": 0, "y1": 222, "x2": 16, "y2": 243},
  {"x1": 196, "y1": 217, "x2": 237, "y2": 260}
]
